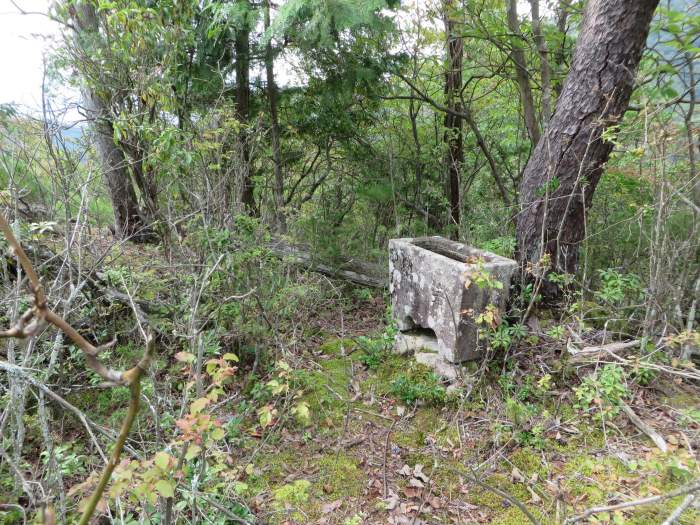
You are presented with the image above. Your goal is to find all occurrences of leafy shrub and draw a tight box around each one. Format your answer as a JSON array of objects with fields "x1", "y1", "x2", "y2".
[
  {"x1": 489, "y1": 322, "x2": 526, "y2": 350},
  {"x1": 41, "y1": 443, "x2": 86, "y2": 478},
  {"x1": 574, "y1": 364, "x2": 629, "y2": 421},
  {"x1": 595, "y1": 268, "x2": 644, "y2": 305},
  {"x1": 390, "y1": 365, "x2": 446, "y2": 406},
  {"x1": 481, "y1": 236, "x2": 516, "y2": 258},
  {"x1": 356, "y1": 323, "x2": 396, "y2": 369},
  {"x1": 356, "y1": 335, "x2": 387, "y2": 369}
]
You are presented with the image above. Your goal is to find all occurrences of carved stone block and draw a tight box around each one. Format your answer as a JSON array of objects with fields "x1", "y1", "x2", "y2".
[{"x1": 389, "y1": 236, "x2": 517, "y2": 363}]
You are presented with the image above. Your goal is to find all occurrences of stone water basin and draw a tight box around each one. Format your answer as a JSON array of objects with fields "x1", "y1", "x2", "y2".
[{"x1": 389, "y1": 236, "x2": 517, "y2": 367}]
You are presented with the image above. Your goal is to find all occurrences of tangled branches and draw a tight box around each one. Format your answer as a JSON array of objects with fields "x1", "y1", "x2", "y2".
[{"x1": 0, "y1": 213, "x2": 154, "y2": 524}]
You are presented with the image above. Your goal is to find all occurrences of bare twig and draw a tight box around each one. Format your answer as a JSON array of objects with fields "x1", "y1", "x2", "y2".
[
  {"x1": 660, "y1": 493, "x2": 697, "y2": 525},
  {"x1": 383, "y1": 418, "x2": 398, "y2": 498},
  {"x1": 619, "y1": 401, "x2": 668, "y2": 453},
  {"x1": 0, "y1": 361, "x2": 107, "y2": 463},
  {"x1": 0, "y1": 213, "x2": 155, "y2": 524},
  {"x1": 76, "y1": 337, "x2": 153, "y2": 525},
  {"x1": 568, "y1": 339, "x2": 641, "y2": 362},
  {"x1": 191, "y1": 489, "x2": 253, "y2": 524},
  {"x1": 566, "y1": 478, "x2": 700, "y2": 524}
]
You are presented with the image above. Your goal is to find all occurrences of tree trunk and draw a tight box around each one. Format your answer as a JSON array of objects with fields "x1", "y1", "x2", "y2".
[
  {"x1": 516, "y1": 0, "x2": 659, "y2": 288},
  {"x1": 529, "y1": 0, "x2": 552, "y2": 126},
  {"x1": 72, "y1": 2, "x2": 148, "y2": 240},
  {"x1": 553, "y1": 0, "x2": 572, "y2": 97},
  {"x1": 235, "y1": 0, "x2": 256, "y2": 215},
  {"x1": 506, "y1": 0, "x2": 541, "y2": 146},
  {"x1": 264, "y1": 0, "x2": 286, "y2": 233},
  {"x1": 684, "y1": 52, "x2": 700, "y2": 210},
  {"x1": 443, "y1": 0, "x2": 463, "y2": 230}
]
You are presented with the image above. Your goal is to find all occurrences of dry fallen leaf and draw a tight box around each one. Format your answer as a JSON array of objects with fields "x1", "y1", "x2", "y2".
[
  {"x1": 527, "y1": 486, "x2": 542, "y2": 504},
  {"x1": 321, "y1": 499, "x2": 342, "y2": 514},
  {"x1": 403, "y1": 486, "x2": 421, "y2": 498},
  {"x1": 511, "y1": 467, "x2": 525, "y2": 483},
  {"x1": 384, "y1": 491, "x2": 400, "y2": 510},
  {"x1": 408, "y1": 477, "x2": 425, "y2": 488},
  {"x1": 413, "y1": 464, "x2": 430, "y2": 483},
  {"x1": 428, "y1": 496, "x2": 443, "y2": 509}
]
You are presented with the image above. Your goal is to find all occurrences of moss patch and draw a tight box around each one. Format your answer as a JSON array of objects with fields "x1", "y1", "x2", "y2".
[
  {"x1": 316, "y1": 452, "x2": 364, "y2": 498},
  {"x1": 272, "y1": 479, "x2": 312, "y2": 523},
  {"x1": 319, "y1": 337, "x2": 357, "y2": 356}
]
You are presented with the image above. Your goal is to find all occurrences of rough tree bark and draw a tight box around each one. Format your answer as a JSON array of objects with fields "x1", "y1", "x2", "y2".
[
  {"x1": 516, "y1": 0, "x2": 660, "y2": 287},
  {"x1": 71, "y1": 2, "x2": 148, "y2": 240},
  {"x1": 443, "y1": 0, "x2": 463, "y2": 230},
  {"x1": 234, "y1": 0, "x2": 256, "y2": 215},
  {"x1": 264, "y1": 0, "x2": 286, "y2": 233}
]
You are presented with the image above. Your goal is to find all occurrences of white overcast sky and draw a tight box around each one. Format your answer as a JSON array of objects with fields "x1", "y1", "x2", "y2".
[{"x1": 0, "y1": 0, "x2": 74, "y2": 111}]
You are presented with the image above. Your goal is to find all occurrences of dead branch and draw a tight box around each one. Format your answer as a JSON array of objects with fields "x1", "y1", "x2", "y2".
[
  {"x1": 266, "y1": 237, "x2": 387, "y2": 288},
  {"x1": 567, "y1": 339, "x2": 641, "y2": 362},
  {"x1": 566, "y1": 478, "x2": 700, "y2": 524},
  {"x1": 619, "y1": 401, "x2": 668, "y2": 453},
  {"x1": 466, "y1": 468, "x2": 543, "y2": 525},
  {"x1": 0, "y1": 361, "x2": 107, "y2": 463},
  {"x1": 660, "y1": 493, "x2": 697, "y2": 525}
]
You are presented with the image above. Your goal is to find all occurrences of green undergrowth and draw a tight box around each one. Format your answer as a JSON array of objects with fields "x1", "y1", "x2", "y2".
[
  {"x1": 249, "y1": 448, "x2": 364, "y2": 524},
  {"x1": 33, "y1": 330, "x2": 698, "y2": 525},
  {"x1": 251, "y1": 336, "x2": 700, "y2": 525}
]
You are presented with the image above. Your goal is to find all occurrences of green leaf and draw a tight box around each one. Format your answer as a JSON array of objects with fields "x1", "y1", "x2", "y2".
[
  {"x1": 292, "y1": 401, "x2": 311, "y2": 426},
  {"x1": 185, "y1": 444, "x2": 201, "y2": 460},
  {"x1": 233, "y1": 481, "x2": 249, "y2": 494},
  {"x1": 190, "y1": 397, "x2": 209, "y2": 414},
  {"x1": 258, "y1": 405, "x2": 275, "y2": 427},
  {"x1": 155, "y1": 479, "x2": 175, "y2": 498},
  {"x1": 154, "y1": 451, "x2": 170, "y2": 471}
]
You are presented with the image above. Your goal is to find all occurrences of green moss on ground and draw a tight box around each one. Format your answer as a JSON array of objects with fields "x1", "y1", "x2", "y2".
[
  {"x1": 319, "y1": 337, "x2": 357, "y2": 356},
  {"x1": 316, "y1": 452, "x2": 364, "y2": 498},
  {"x1": 240, "y1": 337, "x2": 699, "y2": 525}
]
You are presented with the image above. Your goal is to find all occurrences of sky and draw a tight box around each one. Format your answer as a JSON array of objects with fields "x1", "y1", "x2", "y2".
[{"x1": 0, "y1": 0, "x2": 76, "y2": 113}]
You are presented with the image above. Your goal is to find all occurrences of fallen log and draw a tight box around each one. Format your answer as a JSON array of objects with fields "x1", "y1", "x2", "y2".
[
  {"x1": 567, "y1": 339, "x2": 641, "y2": 363},
  {"x1": 266, "y1": 238, "x2": 387, "y2": 288}
]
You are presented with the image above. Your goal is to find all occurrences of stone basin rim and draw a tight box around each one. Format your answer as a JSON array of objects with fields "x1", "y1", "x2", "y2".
[{"x1": 390, "y1": 236, "x2": 516, "y2": 269}]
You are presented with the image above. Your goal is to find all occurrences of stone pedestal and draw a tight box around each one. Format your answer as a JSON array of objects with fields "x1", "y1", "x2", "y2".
[{"x1": 389, "y1": 236, "x2": 517, "y2": 363}]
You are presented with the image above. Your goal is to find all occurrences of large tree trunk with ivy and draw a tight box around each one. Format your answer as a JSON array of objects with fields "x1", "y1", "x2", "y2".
[
  {"x1": 72, "y1": 2, "x2": 148, "y2": 240},
  {"x1": 516, "y1": 0, "x2": 659, "y2": 288},
  {"x1": 443, "y1": 0, "x2": 463, "y2": 230}
]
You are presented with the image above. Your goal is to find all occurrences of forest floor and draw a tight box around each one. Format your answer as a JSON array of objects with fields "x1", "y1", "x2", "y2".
[
  {"x1": 214, "y1": 296, "x2": 700, "y2": 525},
  {"x1": 11, "y1": 237, "x2": 699, "y2": 525}
]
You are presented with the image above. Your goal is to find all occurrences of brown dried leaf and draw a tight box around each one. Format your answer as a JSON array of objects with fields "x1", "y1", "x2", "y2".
[{"x1": 321, "y1": 500, "x2": 342, "y2": 513}]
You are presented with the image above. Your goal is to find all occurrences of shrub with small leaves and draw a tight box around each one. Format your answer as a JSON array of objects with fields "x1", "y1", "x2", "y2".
[{"x1": 574, "y1": 364, "x2": 629, "y2": 421}]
